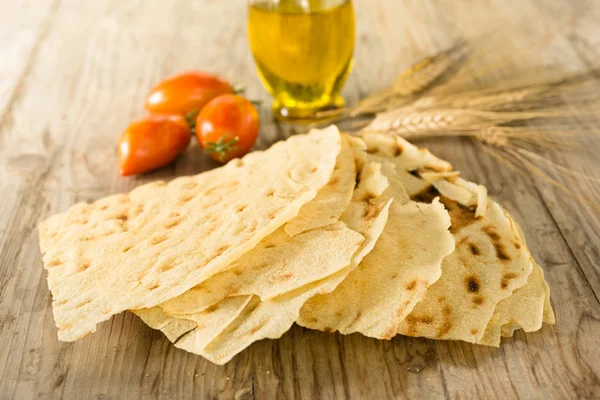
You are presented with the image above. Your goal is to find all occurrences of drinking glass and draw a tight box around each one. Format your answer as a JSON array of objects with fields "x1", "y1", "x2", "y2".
[{"x1": 247, "y1": 0, "x2": 355, "y2": 121}]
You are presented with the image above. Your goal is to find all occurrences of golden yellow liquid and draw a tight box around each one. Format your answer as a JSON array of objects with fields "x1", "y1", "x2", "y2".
[{"x1": 248, "y1": 0, "x2": 355, "y2": 120}]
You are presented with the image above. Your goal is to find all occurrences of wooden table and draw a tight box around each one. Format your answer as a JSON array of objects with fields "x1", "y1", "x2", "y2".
[{"x1": 1, "y1": 0, "x2": 599, "y2": 398}]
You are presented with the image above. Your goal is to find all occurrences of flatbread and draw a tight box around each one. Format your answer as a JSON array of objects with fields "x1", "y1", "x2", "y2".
[
  {"x1": 134, "y1": 296, "x2": 253, "y2": 348},
  {"x1": 147, "y1": 141, "x2": 392, "y2": 363},
  {"x1": 160, "y1": 140, "x2": 360, "y2": 315},
  {"x1": 284, "y1": 136, "x2": 356, "y2": 236},
  {"x1": 298, "y1": 154, "x2": 454, "y2": 339},
  {"x1": 358, "y1": 134, "x2": 534, "y2": 343},
  {"x1": 479, "y1": 223, "x2": 555, "y2": 345},
  {"x1": 161, "y1": 222, "x2": 364, "y2": 316},
  {"x1": 38, "y1": 126, "x2": 342, "y2": 341},
  {"x1": 479, "y1": 262, "x2": 551, "y2": 346},
  {"x1": 177, "y1": 175, "x2": 392, "y2": 364}
]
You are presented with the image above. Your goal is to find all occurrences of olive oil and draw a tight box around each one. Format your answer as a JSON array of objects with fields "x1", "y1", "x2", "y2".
[{"x1": 248, "y1": 0, "x2": 355, "y2": 120}]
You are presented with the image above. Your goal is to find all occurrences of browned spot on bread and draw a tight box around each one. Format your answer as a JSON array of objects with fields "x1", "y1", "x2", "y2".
[
  {"x1": 252, "y1": 263, "x2": 267, "y2": 270},
  {"x1": 128, "y1": 204, "x2": 144, "y2": 219},
  {"x1": 465, "y1": 275, "x2": 480, "y2": 293},
  {"x1": 472, "y1": 295, "x2": 484, "y2": 305},
  {"x1": 442, "y1": 198, "x2": 477, "y2": 234},
  {"x1": 264, "y1": 244, "x2": 276, "y2": 249},
  {"x1": 382, "y1": 326, "x2": 397, "y2": 339},
  {"x1": 164, "y1": 219, "x2": 181, "y2": 229},
  {"x1": 306, "y1": 316, "x2": 318, "y2": 323},
  {"x1": 179, "y1": 193, "x2": 194, "y2": 203},
  {"x1": 182, "y1": 182, "x2": 197, "y2": 190},
  {"x1": 78, "y1": 261, "x2": 91, "y2": 272},
  {"x1": 205, "y1": 304, "x2": 219, "y2": 313},
  {"x1": 393, "y1": 142, "x2": 403, "y2": 156},
  {"x1": 366, "y1": 147, "x2": 379, "y2": 155},
  {"x1": 335, "y1": 311, "x2": 343, "y2": 317},
  {"x1": 102, "y1": 308, "x2": 111, "y2": 314},
  {"x1": 159, "y1": 264, "x2": 174, "y2": 272},
  {"x1": 233, "y1": 159, "x2": 244, "y2": 167},
  {"x1": 214, "y1": 244, "x2": 230, "y2": 257},
  {"x1": 116, "y1": 213, "x2": 128, "y2": 222},
  {"x1": 76, "y1": 299, "x2": 92, "y2": 308},
  {"x1": 310, "y1": 166, "x2": 318, "y2": 173},
  {"x1": 404, "y1": 314, "x2": 434, "y2": 335},
  {"x1": 247, "y1": 222, "x2": 257, "y2": 233},
  {"x1": 98, "y1": 204, "x2": 109, "y2": 211},
  {"x1": 405, "y1": 280, "x2": 418, "y2": 291},
  {"x1": 58, "y1": 322, "x2": 74, "y2": 332},
  {"x1": 48, "y1": 258, "x2": 63, "y2": 267},
  {"x1": 469, "y1": 243, "x2": 481, "y2": 256},
  {"x1": 501, "y1": 272, "x2": 518, "y2": 289},
  {"x1": 323, "y1": 327, "x2": 333, "y2": 333},
  {"x1": 412, "y1": 187, "x2": 477, "y2": 233},
  {"x1": 150, "y1": 235, "x2": 167, "y2": 246},
  {"x1": 204, "y1": 224, "x2": 217, "y2": 235},
  {"x1": 236, "y1": 204, "x2": 247, "y2": 213},
  {"x1": 363, "y1": 202, "x2": 379, "y2": 219},
  {"x1": 278, "y1": 273, "x2": 294, "y2": 281},
  {"x1": 470, "y1": 328, "x2": 478, "y2": 335},
  {"x1": 268, "y1": 208, "x2": 283, "y2": 220},
  {"x1": 410, "y1": 185, "x2": 439, "y2": 203},
  {"x1": 233, "y1": 269, "x2": 242, "y2": 276},
  {"x1": 266, "y1": 189, "x2": 275, "y2": 197},
  {"x1": 438, "y1": 296, "x2": 446, "y2": 303},
  {"x1": 436, "y1": 306, "x2": 452, "y2": 338},
  {"x1": 57, "y1": 299, "x2": 69, "y2": 306},
  {"x1": 350, "y1": 311, "x2": 362, "y2": 325},
  {"x1": 147, "y1": 283, "x2": 159, "y2": 291},
  {"x1": 483, "y1": 225, "x2": 501, "y2": 241},
  {"x1": 413, "y1": 315, "x2": 433, "y2": 324},
  {"x1": 328, "y1": 177, "x2": 339, "y2": 186},
  {"x1": 391, "y1": 272, "x2": 398, "y2": 280},
  {"x1": 169, "y1": 211, "x2": 182, "y2": 218},
  {"x1": 513, "y1": 240, "x2": 522, "y2": 249},
  {"x1": 250, "y1": 321, "x2": 267, "y2": 335},
  {"x1": 494, "y1": 242, "x2": 511, "y2": 261}
]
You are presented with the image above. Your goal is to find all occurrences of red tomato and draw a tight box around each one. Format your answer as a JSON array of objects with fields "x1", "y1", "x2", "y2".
[
  {"x1": 118, "y1": 114, "x2": 191, "y2": 176},
  {"x1": 196, "y1": 94, "x2": 260, "y2": 163},
  {"x1": 145, "y1": 72, "x2": 234, "y2": 116}
]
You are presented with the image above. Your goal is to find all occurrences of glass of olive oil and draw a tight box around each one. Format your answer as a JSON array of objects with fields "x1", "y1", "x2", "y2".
[{"x1": 247, "y1": 0, "x2": 355, "y2": 121}]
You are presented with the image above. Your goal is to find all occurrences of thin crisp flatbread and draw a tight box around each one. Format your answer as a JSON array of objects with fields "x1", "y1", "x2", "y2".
[
  {"x1": 160, "y1": 141, "x2": 359, "y2": 315},
  {"x1": 479, "y1": 223, "x2": 555, "y2": 346},
  {"x1": 150, "y1": 142, "x2": 392, "y2": 363},
  {"x1": 134, "y1": 296, "x2": 253, "y2": 348},
  {"x1": 38, "y1": 127, "x2": 342, "y2": 341},
  {"x1": 162, "y1": 222, "x2": 364, "y2": 316},
  {"x1": 358, "y1": 134, "x2": 534, "y2": 343},
  {"x1": 284, "y1": 136, "x2": 356, "y2": 236},
  {"x1": 298, "y1": 154, "x2": 454, "y2": 339},
  {"x1": 177, "y1": 169, "x2": 392, "y2": 364},
  {"x1": 479, "y1": 262, "x2": 551, "y2": 346}
]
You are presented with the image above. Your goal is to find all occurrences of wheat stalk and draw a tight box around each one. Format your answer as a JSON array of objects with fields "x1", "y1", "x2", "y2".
[{"x1": 362, "y1": 108, "x2": 568, "y2": 135}]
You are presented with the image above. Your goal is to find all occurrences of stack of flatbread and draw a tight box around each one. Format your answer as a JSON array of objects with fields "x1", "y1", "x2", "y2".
[{"x1": 38, "y1": 125, "x2": 554, "y2": 365}]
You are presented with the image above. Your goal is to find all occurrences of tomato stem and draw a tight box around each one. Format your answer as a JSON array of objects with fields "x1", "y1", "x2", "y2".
[
  {"x1": 233, "y1": 84, "x2": 246, "y2": 95},
  {"x1": 204, "y1": 134, "x2": 240, "y2": 163},
  {"x1": 185, "y1": 109, "x2": 200, "y2": 135}
]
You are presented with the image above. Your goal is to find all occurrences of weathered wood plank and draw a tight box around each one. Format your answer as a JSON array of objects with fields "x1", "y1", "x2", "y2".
[{"x1": 0, "y1": 0, "x2": 599, "y2": 398}]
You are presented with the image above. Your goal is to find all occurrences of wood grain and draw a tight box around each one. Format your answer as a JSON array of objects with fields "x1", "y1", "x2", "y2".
[{"x1": 0, "y1": 0, "x2": 599, "y2": 398}]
